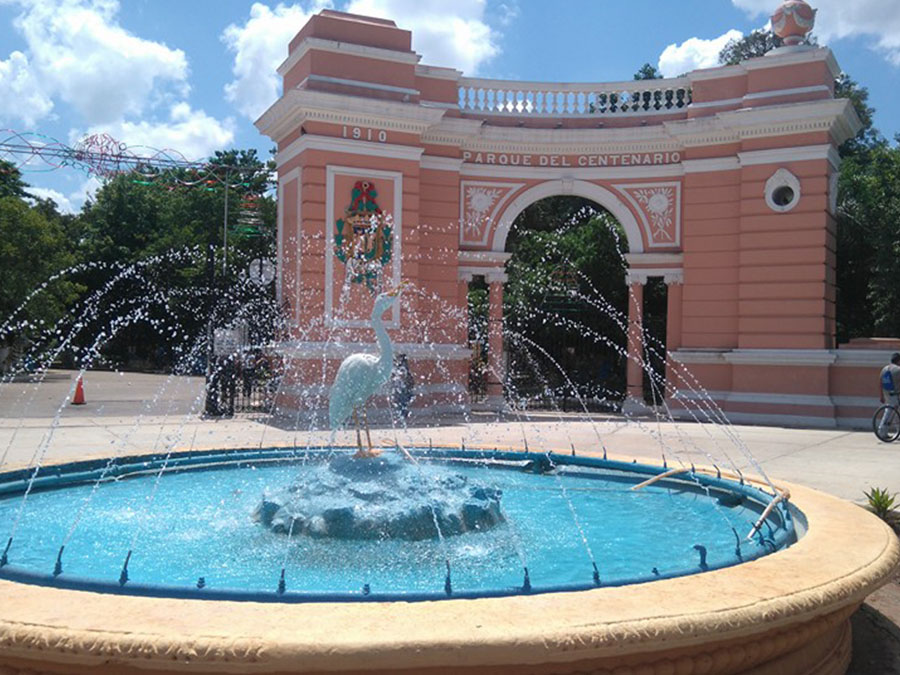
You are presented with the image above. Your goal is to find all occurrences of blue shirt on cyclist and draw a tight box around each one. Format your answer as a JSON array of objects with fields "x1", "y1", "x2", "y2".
[{"x1": 880, "y1": 353, "x2": 900, "y2": 404}]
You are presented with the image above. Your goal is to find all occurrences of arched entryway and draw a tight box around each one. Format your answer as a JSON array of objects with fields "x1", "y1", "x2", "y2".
[
  {"x1": 463, "y1": 179, "x2": 680, "y2": 410},
  {"x1": 503, "y1": 197, "x2": 630, "y2": 410}
]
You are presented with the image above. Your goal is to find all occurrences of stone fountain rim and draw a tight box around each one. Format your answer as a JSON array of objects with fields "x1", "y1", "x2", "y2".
[{"x1": 0, "y1": 446, "x2": 896, "y2": 674}]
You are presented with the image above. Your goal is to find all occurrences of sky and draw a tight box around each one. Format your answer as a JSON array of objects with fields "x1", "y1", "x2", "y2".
[{"x1": 1, "y1": 0, "x2": 898, "y2": 213}]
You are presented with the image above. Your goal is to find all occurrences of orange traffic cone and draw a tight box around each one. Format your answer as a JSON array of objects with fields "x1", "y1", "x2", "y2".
[{"x1": 72, "y1": 376, "x2": 86, "y2": 405}]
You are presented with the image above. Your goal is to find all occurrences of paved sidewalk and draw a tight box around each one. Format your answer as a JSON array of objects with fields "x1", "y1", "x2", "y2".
[{"x1": 1, "y1": 370, "x2": 896, "y2": 503}]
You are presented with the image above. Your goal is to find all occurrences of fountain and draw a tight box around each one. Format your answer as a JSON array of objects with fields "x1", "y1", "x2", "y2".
[
  {"x1": 0, "y1": 3, "x2": 898, "y2": 673},
  {"x1": 0, "y1": 270, "x2": 896, "y2": 674}
]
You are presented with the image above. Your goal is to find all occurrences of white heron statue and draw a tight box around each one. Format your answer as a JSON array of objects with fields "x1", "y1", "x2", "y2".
[{"x1": 328, "y1": 282, "x2": 408, "y2": 458}]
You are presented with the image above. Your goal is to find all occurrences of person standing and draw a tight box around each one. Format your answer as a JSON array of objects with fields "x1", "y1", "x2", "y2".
[
  {"x1": 391, "y1": 354, "x2": 414, "y2": 422},
  {"x1": 880, "y1": 353, "x2": 900, "y2": 405}
]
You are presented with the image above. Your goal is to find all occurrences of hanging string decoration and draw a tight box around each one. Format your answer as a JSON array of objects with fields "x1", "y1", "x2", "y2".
[{"x1": 0, "y1": 129, "x2": 274, "y2": 190}]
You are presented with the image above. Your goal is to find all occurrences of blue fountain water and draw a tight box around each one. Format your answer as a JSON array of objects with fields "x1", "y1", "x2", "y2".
[{"x1": 0, "y1": 450, "x2": 791, "y2": 599}]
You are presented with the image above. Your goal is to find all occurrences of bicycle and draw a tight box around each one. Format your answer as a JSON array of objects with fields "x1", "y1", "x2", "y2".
[{"x1": 873, "y1": 399, "x2": 900, "y2": 442}]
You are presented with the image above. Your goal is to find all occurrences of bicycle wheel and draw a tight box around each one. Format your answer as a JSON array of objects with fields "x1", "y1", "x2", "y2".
[{"x1": 872, "y1": 405, "x2": 900, "y2": 442}]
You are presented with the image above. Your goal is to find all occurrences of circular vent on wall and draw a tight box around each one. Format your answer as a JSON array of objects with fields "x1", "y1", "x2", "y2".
[{"x1": 765, "y1": 168, "x2": 801, "y2": 213}]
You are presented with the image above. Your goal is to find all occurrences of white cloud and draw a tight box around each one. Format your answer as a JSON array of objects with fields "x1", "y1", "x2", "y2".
[
  {"x1": 25, "y1": 186, "x2": 75, "y2": 213},
  {"x1": 81, "y1": 103, "x2": 235, "y2": 162},
  {"x1": 70, "y1": 176, "x2": 102, "y2": 210},
  {"x1": 732, "y1": 0, "x2": 900, "y2": 65},
  {"x1": 222, "y1": 2, "x2": 324, "y2": 122},
  {"x1": 9, "y1": 0, "x2": 189, "y2": 125},
  {"x1": 495, "y1": 2, "x2": 519, "y2": 28},
  {"x1": 24, "y1": 176, "x2": 101, "y2": 214},
  {"x1": 658, "y1": 29, "x2": 744, "y2": 77},
  {"x1": 222, "y1": 0, "x2": 501, "y2": 121},
  {"x1": 0, "y1": 1, "x2": 236, "y2": 162},
  {"x1": 347, "y1": 0, "x2": 499, "y2": 74},
  {"x1": 0, "y1": 50, "x2": 53, "y2": 126}
]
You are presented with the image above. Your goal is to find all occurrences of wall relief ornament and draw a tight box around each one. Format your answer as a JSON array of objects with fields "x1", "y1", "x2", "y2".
[
  {"x1": 459, "y1": 181, "x2": 523, "y2": 247},
  {"x1": 614, "y1": 182, "x2": 682, "y2": 248},
  {"x1": 334, "y1": 180, "x2": 393, "y2": 292}
]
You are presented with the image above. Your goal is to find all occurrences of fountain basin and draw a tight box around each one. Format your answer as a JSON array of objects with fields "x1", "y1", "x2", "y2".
[
  {"x1": 0, "y1": 447, "x2": 794, "y2": 599},
  {"x1": 0, "y1": 447, "x2": 896, "y2": 675}
]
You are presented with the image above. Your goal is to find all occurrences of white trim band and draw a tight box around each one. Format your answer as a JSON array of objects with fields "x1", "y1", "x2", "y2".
[
  {"x1": 420, "y1": 155, "x2": 464, "y2": 171},
  {"x1": 303, "y1": 74, "x2": 420, "y2": 97},
  {"x1": 276, "y1": 135, "x2": 425, "y2": 167},
  {"x1": 743, "y1": 84, "x2": 831, "y2": 101},
  {"x1": 273, "y1": 341, "x2": 472, "y2": 360},
  {"x1": 737, "y1": 144, "x2": 838, "y2": 168}
]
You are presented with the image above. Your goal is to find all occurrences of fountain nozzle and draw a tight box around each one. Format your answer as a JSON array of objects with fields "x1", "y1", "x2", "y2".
[
  {"x1": 693, "y1": 544, "x2": 708, "y2": 570},
  {"x1": 444, "y1": 560, "x2": 452, "y2": 596},
  {"x1": 118, "y1": 550, "x2": 132, "y2": 586},
  {"x1": 0, "y1": 537, "x2": 11, "y2": 568},
  {"x1": 53, "y1": 546, "x2": 64, "y2": 577}
]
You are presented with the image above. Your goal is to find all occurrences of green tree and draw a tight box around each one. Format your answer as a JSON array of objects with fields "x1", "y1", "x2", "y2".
[
  {"x1": 717, "y1": 29, "x2": 782, "y2": 65},
  {"x1": 0, "y1": 197, "x2": 81, "y2": 368},
  {"x1": 838, "y1": 141, "x2": 900, "y2": 340},
  {"x1": 69, "y1": 148, "x2": 277, "y2": 370},
  {"x1": 634, "y1": 63, "x2": 662, "y2": 80},
  {"x1": 0, "y1": 160, "x2": 27, "y2": 199},
  {"x1": 504, "y1": 199, "x2": 631, "y2": 404}
]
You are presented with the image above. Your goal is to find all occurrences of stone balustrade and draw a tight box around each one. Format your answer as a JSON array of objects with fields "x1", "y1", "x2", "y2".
[{"x1": 457, "y1": 76, "x2": 692, "y2": 117}]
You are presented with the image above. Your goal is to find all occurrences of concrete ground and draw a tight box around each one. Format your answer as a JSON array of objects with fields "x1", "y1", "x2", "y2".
[{"x1": 1, "y1": 369, "x2": 899, "y2": 672}]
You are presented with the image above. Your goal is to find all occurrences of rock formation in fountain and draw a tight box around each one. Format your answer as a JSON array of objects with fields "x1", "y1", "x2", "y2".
[{"x1": 254, "y1": 453, "x2": 505, "y2": 540}]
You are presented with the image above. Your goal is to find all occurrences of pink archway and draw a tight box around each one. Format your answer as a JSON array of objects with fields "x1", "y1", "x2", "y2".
[{"x1": 257, "y1": 8, "x2": 873, "y2": 427}]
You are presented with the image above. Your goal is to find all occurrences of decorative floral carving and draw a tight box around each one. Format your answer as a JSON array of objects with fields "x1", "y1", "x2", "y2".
[
  {"x1": 616, "y1": 183, "x2": 681, "y2": 247},
  {"x1": 459, "y1": 182, "x2": 523, "y2": 246},
  {"x1": 463, "y1": 186, "x2": 502, "y2": 240}
]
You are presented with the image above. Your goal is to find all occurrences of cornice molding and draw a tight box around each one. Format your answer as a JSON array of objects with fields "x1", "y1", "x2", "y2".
[
  {"x1": 665, "y1": 98, "x2": 860, "y2": 148},
  {"x1": 686, "y1": 47, "x2": 840, "y2": 83},
  {"x1": 273, "y1": 341, "x2": 471, "y2": 360},
  {"x1": 277, "y1": 36, "x2": 420, "y2": 77},
  {"x1": 256, "y1": 89, "x2": 445, "y2": 143},
  {"x1": 458, "y1": 266, "x2": 508, "y2": 282},
  {"x1": 625, "y1": 253, "x2": 684, "y2": 267},
  {"x1": 745, "y1": 47, "x2": 841, "y2": 80},
  {"x1": 415, "y1": 64, "x2": 463, "y2": 81},
  {"x1": 626, "y1": 269, "x2": 683, "y2": 285},
  {"x1": 738, "y1": 144, "x2": 839, "y2": 169},
  {"x1": 420, "y1": 155, "x2": 464, "y2": 172},
  {"x1": 682, "y1": 157, "x2": 741, "y2": 173},
  {"x1": 301, "y1": 74, "x2": 419, "y2": 97},
  {"x1": 420, "y1": 117, "x2": 485, "y2": 146},
  {"x1": 723, "y1": 349, "x2": 838, "y2": 366},
  {"x1": 458, "y1": 250, "x2": 512, "y2": 264},
  {"x1": 275, "y1": 135, "x2": 424, "y2": 167}
]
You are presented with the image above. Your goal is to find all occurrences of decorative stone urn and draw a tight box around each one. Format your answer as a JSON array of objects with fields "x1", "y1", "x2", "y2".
[{"x1": 771, "y1": 0, "x2": 816, "y2": 46}]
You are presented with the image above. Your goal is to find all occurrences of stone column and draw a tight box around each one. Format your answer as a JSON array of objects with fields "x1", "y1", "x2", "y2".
[
  {"x1": 458, "y1": 278, "x2": 471, "y2": 343},
  {"x1": 486, "y1": 273, "x2": 507, "y2": 404},
  {"x1": 664, "y1": 272, "x2": 684, "y2": 398},
  {"x1": 624, "y1": 274, "x2": 645, "y2": 410}
]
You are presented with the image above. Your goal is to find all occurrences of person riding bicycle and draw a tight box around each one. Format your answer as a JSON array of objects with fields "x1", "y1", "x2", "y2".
[{"x1": 880, "y1": 353, "x2": 900, "y2": 405}]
